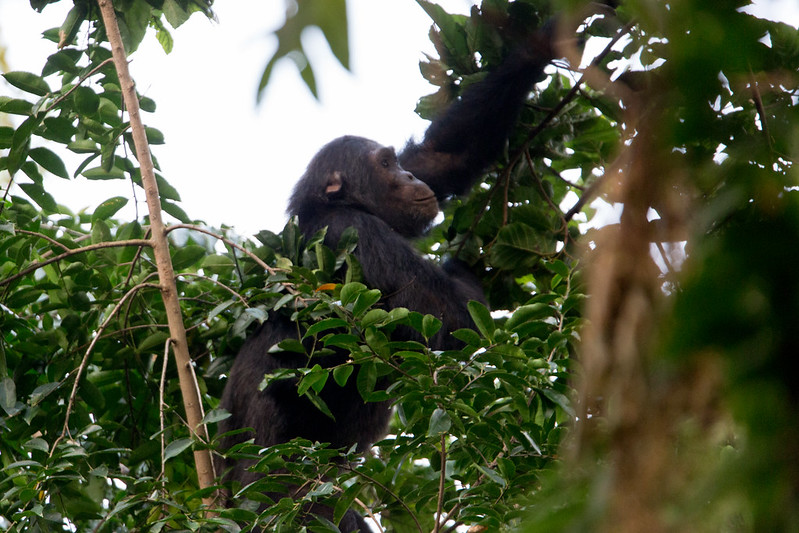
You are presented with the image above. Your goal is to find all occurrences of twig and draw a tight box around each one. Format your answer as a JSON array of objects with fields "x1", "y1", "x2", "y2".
[
  {"x1": 52, "y1": 282, "x2": 161, "y2": 452},
  {"x1": 340, "y1": 462, "x2": 424, "y2": 533},
  {"x1": 40, "y1": 57, "x2": 114, "y2": 114},
  {"x1": 0, "y1": 239, "x2": 152, "y2": 287},
  {"x1": 433, "y1": 434, "x2": 448, "y2": 533},
  {"x1": 166, "y1": 223, "x2": 275, "y2": 275},
  {"x1": 176, "y1": 272, "x2": 250, "y2": 308},
  {"x1": 748, "y1": 70, "x2": 773, "y2": 155},
  {"x1": 523, "y1": 19, "x2": 635, "y2": 148},
  {"x1": 123, "y1": 227, "x2": 152, "y2": 287},
  {"x1": 15, "y1": 229, "x2": 73, "y2": 252},
  {"x1": 563, "y1": 169, "x2": 609, "y2": 222},
  {"x1": 0, "y1": 173, "x2": 15, "y2": 218},
  {"x1": 159, "y1": 337, "x2": 170, "y2": 498}
]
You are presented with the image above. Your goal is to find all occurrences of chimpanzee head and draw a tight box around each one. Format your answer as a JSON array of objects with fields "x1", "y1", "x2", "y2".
[{"x1": 288, "y1": 136, "x2": 440, "y2": 237}]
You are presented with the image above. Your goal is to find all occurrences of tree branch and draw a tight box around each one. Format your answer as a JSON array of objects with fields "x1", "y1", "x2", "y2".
[
  {"x1": 167, "y1": 223, "x2": 298, "y2": 295},
  {"x1": 54, "y1": 282, "x2": 161, "y2": 450},
  {"x1": 97, "y1": 0, "x2": 216, "y2": 503},
  {"x1": 0, "y1": 239, "x2": 152, "y2": 287}
]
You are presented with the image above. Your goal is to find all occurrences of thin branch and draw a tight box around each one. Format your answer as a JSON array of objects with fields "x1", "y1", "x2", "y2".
[
  {"x1": 433, "y1": 434, "x2": 448, "y2": 533},
  {"x1": 159, "y1": 337, "x2": 170, "y2": 497},
  {"x1": 41, "y1": 57, "x2": 114, "y2": 114},
  {"x1": 15, "y1": 229, "x2": 72, "y2": 252},
  {"x1": 0, "y1": 173, "x2": 15, "y2": 218},
  {"x1": 523, "y1": 19, "x2": 635, "y2": 148},
  {"x1": 564, "y1": 169, "x2": 609, "y2": 222},
  {"x1": 176, "y1": 273, "x2": 249, "y2": 307},
  {"x1": 166, "y1": 223, "x2": 274, "y2": 274},
  {"x1": 749, "y1": 70, "x2": 773, "y2": 155},
  {"x1": 340, "y1": 462, "x2": 424, "y2": 533},
  {"x1": 123, "y1": 227, "x2": 151, "y2": 287},
  {"x1": 525, "y1": 150, "x2": 567, "y2": 228},
  {"x1": 53, "y1": 282, "x2": 161, "y2": 452},
  {"x1": 0, "y1": 239, "x2": 152, "y2": 287}
]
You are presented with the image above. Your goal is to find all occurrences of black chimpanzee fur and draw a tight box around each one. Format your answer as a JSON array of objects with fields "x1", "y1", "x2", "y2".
[{"x1": 216, "y1": 26, "x2": 554, "y2": 532}]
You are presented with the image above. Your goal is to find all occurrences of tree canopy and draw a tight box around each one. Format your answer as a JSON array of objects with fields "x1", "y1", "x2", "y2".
[{"x1": 2, "y1": 1, "x2": 799, "y2": 532}]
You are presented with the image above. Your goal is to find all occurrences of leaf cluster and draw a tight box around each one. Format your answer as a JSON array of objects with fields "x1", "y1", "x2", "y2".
[{"x1": 7, "y1": 0, "x2": 799, "y2": 531}]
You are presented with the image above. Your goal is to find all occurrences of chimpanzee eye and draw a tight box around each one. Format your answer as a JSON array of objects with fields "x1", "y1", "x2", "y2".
[{"x1": 381, "y1": 159, "x2": 390, "y2": 168}]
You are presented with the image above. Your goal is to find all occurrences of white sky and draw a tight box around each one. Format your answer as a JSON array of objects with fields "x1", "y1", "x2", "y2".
[{"x1": 1, "y1": 0, "x2": 798, "y2": 236}]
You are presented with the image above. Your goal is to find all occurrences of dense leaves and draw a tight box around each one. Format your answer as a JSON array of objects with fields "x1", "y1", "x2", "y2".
[{"x1": 2, "y1": 0, "x2": 799, "y2": 532}]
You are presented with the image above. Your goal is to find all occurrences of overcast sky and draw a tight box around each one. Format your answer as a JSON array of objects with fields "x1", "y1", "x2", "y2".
[{"x1": 1, "y1": 0, "x2": 798, "y2": 235}]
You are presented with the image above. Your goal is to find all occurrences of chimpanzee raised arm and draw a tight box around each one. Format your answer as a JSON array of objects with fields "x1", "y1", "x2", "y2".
[{"x1": 399, "y1": 25, "x2": 554, "y2": 199}]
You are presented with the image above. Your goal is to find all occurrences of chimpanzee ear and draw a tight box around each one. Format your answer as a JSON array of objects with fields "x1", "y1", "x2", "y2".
[{"x1": 325, "y1": 171, "x2": 344, "y2": 196}]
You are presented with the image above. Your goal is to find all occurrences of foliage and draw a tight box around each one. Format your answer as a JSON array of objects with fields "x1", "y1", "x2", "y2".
[
  {"x1": 2, "y1": 0, "x2": 799, "y2": 532},
  {"x1": 258, "y1": 0, "x2": 349, "y2": 101}
]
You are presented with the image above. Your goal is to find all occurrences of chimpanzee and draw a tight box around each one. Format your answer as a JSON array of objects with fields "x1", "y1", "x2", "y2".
[{"x1": 217, "y1": 22, "x2": 556, "y2": 533}]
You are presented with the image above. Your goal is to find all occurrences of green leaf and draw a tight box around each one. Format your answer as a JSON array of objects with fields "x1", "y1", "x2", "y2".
[
  {"x1": 91, "y1": 196, "x2": 129, "y2": 221},
  {"x1": 505, "y1": 304, "x2": 551, "y2": 332},
  {"x1": 23, "y1": 437, "x2": 49, "y2": 454},
  {"x1": 80, "y1": 378, "x2": 105, "y2": 410},
  {"x1": 0, "y1": 97, "x2": 33, "y2": 116},
  {"x1": 161, "y1": 200, "x2": 191, "y2": 223},
  {"x1": 544, "y1": 259, "x2": 570, "y2": 278},
  {"x1": 117, "y1": 0, "x2": 152, "y2": 54},
  {"x1": 416, "y1": 1, "x2": 470, "y2": 69},
  {"x1": 42, "y1": 49, "x2": 81, "y2": 76},
  {"x1": 361, "y1": 308, "x2": 389, "y2": 328},
  {"x1": 19, "y1": 183, "x2": 57, "y2": 212},
  {"x1": 356, "y1": 361, "x2": 377, "y2": 399},
  {"x1": 58, "y1": 4, "x2": 88, "y2": 48},
  {"x1": 352, "y1": 289, "x2": 381, "y2": 317},
  {"x1": 171, "y1": 245, "x2": 206, "y2": 270},
  {"x1": 68, "y1": 139, "x2": 99, "y2": 154},
  {"x1": 153, "y1": 17, "x2": 174, "y2": 54},
  {"x1": 467, "y1": 301, "x2": 494, "y2": 341},
  {"x1": 73, "y1": 86, "x2": 100, "y2": 115},
  {"x1": 138, "y1": 331, "x2": 170, "y2": 353},
  {"x1": 8, "y1": 116, "x2": 40, "y2": 176},
  {"x1": 297, "y1": 365, "x2": 329, "y2": 395},
  {"x1": 0, "y1": 377, "x2": 17, "y2": 415},
  {"x1": 305, "y1": 318, "x2": 349, "y2": 338},
  {"x1": 3, "y1": 71, "x2": 50, "y2": 96},
  {"x1": 490, "y1": 222, "x2": 552, "y2": 270},
  {"x1": 20, "y1": 161, "x2": 43, "y2": 183},
  {"x1": 305, "y1": 391, "x2": 335, "y2": 420},
  {"x1": 277, "y1": 339, "x2": 305, "y2": 353},
  {"x1": 332, "y1": 365, "x2": 354, "y2": 387},
  {"x1": 145, "y1": 126, "x2": 165, "y2": 145},
  {"x1": 155, "y1": 174, "x2": 181, "y2": 201},
  {"x1": 422, "y1": 314, "x2": 442, "y2": 339},
  {"x1": 313, "y1": 0, "x2": 349, "y2": 70},
  {"x1": 340, "y1": 282, "x2": 367, "y2": 305},
  {"x1": 164, "y1": 438, "x2": 193, "y2": 461},
  {"x1": 83, "y1": 166, "x2": 125, "y2": 180},
  {"x1": 30, "y1": 382, "x2": 61, "y2": 406},
  {"x1": 202, "y1": 254, "x2": 235, "y2": 275},
  {"x1": 427, "y1": 407, "x2": 452, "y2": 437},
  {"x1": 539, "y1": 388, "x2": 574, "y2": 417},
  {"x1": 163, "y1": 0, "x2": 193, "y2": 28},
  {"x1": 202, "y1": 408, "x2": 231, "y2": 425},
  {"x1": 0, "y1": 126, "x2": 13, "y2": 149},
  {"x1": 139, "y1": 96, "x2": 156, "y2": 113},
  {"x1": 476, "y1": 465, "x2": 507, "y2": 487},
  {"x1": 29, "y1": 147, "x2": 69, "y2": 179}
]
